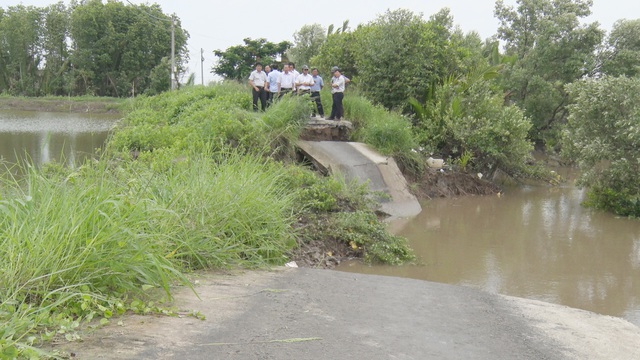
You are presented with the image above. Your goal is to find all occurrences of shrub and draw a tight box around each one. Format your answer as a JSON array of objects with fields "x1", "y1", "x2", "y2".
[
  {"x1": 411, "y1": 68, "x2": 534, "y2": 176},
  {"x1": 564, "y1": 76, "x2": 640, "y2": 216}
]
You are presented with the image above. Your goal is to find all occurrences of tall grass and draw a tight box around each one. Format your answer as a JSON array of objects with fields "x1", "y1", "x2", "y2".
[
  {"x1": 0, "y1": 150, "x2": 300, "y2": 356},
  {"x1": 342, "y1": 93, "x2": 423, "y2": 174},
  {"x1": 110, "y1": 83, "x2": 309, "y2": 157}
]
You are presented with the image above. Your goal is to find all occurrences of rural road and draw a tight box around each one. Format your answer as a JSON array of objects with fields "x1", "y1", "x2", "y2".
[{"x1": 53, "y1": 267, "x2": 640, "y2": 359}]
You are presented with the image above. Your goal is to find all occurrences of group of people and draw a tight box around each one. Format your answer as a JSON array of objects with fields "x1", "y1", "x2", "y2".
[{"x1": 248, "y1": 62, "x2": 347, "y2": 121}]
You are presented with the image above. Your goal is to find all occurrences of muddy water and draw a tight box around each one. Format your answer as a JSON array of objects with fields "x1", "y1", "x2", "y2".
[
  {"x1": 0, "y1": 110, "x2": 118, "y2": 168},
  {"x1": 340, "y1": 184, "x2": 640, "y2": 326}
]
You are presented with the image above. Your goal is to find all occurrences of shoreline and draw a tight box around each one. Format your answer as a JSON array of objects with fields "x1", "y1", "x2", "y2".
[{"x1": 0, "y1": 96, "x2": 125, "y2": 114}]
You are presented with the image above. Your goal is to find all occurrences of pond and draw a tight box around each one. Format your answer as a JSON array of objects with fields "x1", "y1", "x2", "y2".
[
  {"x1": 340, "y1": 182, "x2": 640, "y2": 327},
  {"x1": 0, "y1": 110, "x2": 118, "y2": 169}
]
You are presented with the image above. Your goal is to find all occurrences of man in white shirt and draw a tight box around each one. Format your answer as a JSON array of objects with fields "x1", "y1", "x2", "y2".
[
  {"x1": 327, "y1": 66, "x2": 346, "y2": 120},
  {"x1": 277, "y1": 64, "x2": 296, "y2": 98},
  {"x1": 295, "y1": 65, "x2": 314, "y2": 96},
  {"x1": 248, "y1": 63, "x2": 268, "y2": 111},
  {"x1": 265, "y1": 64, "x2": 281, "y2": 106},
  {"x1": 289, "y1": 62, "x2": 300, "y2": 91}
]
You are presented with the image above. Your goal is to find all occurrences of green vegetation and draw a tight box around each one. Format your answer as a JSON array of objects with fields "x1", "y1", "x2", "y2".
[
  {"x1": 0, "y1": 83, "x2": 414, "y2": 358},
  {"x1": 0, "y1": 1, "x2": 188, "y2": 97},
  {"x1": 213, "y1": 38, "x2": 291, "y2": 81},
  {"x1": 563, "y1": 76, "x2": 640, "y2": 217},
  {"x1": 410, "y1": 66, "x2": 534, "y2": 176},
  {"x1": 495, "y1": 0, "x2": 604, "y2": 144}
]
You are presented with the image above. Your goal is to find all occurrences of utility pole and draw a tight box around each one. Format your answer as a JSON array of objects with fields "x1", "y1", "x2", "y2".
[
  {"x1": 201, "y1": 48, "x2": 204, "y2": 86},
  {"x1": 170, "y1": 16, "x2": 176, "y2": 91}
]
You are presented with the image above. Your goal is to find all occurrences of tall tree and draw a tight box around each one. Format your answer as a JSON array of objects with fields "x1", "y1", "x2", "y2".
[
  {"x1": 0, "y1": 5, "x2": 43, "y2": 95},
  {"x1": 41, "y1": 2, "x2": 70, "y2": 95},
  {"x1": 495, "y1": 0, "x2": 604, "y2": 144},
  {"x1": 599, "y1": 19, "x2": 640, "y2": 77},
  {"x1": 69, "y1": 0, "x2": 188, "y2": 97},
  {"x1": 314, "y1": 8, "x2": 471, "y2": 111},
  {"x1": 287, "y1": 23, "x2": 326, "y2": 67},
  {"x1": 212, "y1": 38, "x2": 291, "y2": 81}
]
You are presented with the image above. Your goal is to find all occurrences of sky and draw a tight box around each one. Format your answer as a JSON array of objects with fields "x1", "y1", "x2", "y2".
[{"x1": 5, "y1": 0, "x2": 639, "y2": 84}]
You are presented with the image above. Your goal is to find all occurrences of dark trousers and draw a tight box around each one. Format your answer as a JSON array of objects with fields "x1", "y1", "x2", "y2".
[
  {"x1": 311, "y1": 91, "x2": 324, "y2": 116},
  {"x1": 330, "y1": 92, "x2": 344, "y2": 120},
  {"x1": 279, "y1": 88, "x2": 293, "y2": 99},
  {"x1": 267, "y1": 91, "x2": 276, "y2": 107},
  {"x1": 252, "y1": 86, "x2": 267, "y2": 111}
]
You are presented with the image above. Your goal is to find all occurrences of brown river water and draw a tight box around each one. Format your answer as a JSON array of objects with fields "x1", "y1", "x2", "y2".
[
  {"x1": 3, "y1": 111, "x2": 639, "y2": 327},
  {"x1": 340, "y1": 183, "x2": 640, "y2": 327}
]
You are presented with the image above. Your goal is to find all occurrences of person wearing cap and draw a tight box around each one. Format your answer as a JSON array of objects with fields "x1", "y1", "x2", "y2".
[
  {"x1": 277, "y1": 64, "x2": 296, "y2": 98},
  {"x1": 310, "y1": 67, "x2": 325, "y2": 118},
  {"x1": 265, "y1": 64, "x2": 281, "y2": 106},
  {"x1": 327, "y1": 67, "x2": 346, "y2": 120},
  {"x1": 248, "y1": 62, "x2": 268, "y2": 111},
  {"x1": 295, "y1": 65, "x2": 314, "y2": 96}
]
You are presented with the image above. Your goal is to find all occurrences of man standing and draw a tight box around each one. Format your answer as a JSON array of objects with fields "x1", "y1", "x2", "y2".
[
  {"x1": 310, "y1": 67, "x2": 324, "y2": 118},
  {"x1": 327, "y1": 66, "x2": 346, "y2": 120},
  {"x1": 265, "y1": 64, "x2": 280, "y2": 106},
  {"x1": 248, "y1": 63, "x2": 268, "y2": 111},
  {"x1": 289, "y1": 62, "x2": 300, "y2": 91},
  {"x1": 277, "y1": 64, "x2": 296, "y2": 98},
  {"x1": 295, "y1": 65, "x2": 314, "y2": 96}
]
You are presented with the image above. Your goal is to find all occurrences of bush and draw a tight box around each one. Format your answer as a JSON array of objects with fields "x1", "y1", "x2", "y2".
[
  {"x1": 411, "y1": 68, "x2": 534, "y2": 176},
  {"x1": 564, "y1": 76, "x2": 640, "y2": 216}
]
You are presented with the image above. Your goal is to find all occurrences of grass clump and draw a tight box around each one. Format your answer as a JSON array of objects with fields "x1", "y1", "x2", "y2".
[{"x1": 343, "y1": 92, "x2": 424, "y2": 175}]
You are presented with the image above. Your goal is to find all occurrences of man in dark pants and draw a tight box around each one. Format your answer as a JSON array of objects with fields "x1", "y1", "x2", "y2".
[
  {"x1": 248, "y1": 63, "x2": 267, "y2": 111},
  {"x1": 327, "y1": 67, "x2": 345, "y2": 120},
  {"x1": 310, "y1": 67, "x2": 324, "y2": 118}
]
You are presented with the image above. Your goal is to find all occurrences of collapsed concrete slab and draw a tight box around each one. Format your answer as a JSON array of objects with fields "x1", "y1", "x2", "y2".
[{"x1": 297, "y1": 140, "x2": 422, "y2": 218}]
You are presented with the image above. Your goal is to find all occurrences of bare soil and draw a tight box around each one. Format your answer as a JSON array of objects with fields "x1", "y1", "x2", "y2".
[{"x1": 408, "y1": 167, "x2": 502, "y2": 199}]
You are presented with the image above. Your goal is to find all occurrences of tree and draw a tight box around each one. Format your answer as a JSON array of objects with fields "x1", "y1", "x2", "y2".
[
  {"x1": 212, "y1": 38, "x2": 291, "y2": 81},
  {"x1": 495, "y1": 0, "x2": 604, "y2": 145},
  {"x1": 287, "y1": 24, "x2": 326, "y2": 68},
  {"x1": 313, "y1": 8, "x2": 472, "y2": 111},
  {"x1": 41, "y1": 2, "x2": 70, "y2": 95},
  {"x1": 69, "y1": 0, "x2": 188, "y2": 97},
  {"x1": 599, "y1": 19, "x2": 640, "y2": 77},
  {"x1": 563, "y1": 76, "x2": 640, "y2": 216},
  {"x1": 0, "y1": 5, "x2": 43, "y2": 95}
]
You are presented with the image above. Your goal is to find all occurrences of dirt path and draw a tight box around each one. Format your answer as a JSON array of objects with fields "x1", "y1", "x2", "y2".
[{"x1": 50, "y1": 268, "x2": 640, "y2": 359}]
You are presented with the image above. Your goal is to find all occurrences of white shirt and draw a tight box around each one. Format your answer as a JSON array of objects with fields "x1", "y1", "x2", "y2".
[
  {"x1": 267, "y1": 70, "x2": 281, "y2": 92},
  {"x1": 291, "y1": 70, "x2": 300, "y2": 89},
  {"x1": 331, "y1": 75, "x2": 346, "y2": 93},
  {"x1": 296, "y1": 73, "x2": 315, "y2": 90},
  {"x1": 278, "y1": 72, "x2": 296, "y2": 89},
  {"x1": 248, "y1": 70, "x2": 267, "y2": 87}
]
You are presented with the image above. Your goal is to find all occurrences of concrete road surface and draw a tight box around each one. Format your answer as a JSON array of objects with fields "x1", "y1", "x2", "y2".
[{"x1": 52, "y1": 268, "x2": 640, "y2": 360}]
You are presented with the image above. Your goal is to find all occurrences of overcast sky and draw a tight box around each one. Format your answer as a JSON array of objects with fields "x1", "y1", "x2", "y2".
[{"x1": 6, "y1": 0, "x2": 639, "y2": 83}]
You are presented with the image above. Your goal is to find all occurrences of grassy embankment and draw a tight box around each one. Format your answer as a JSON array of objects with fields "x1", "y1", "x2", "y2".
[{"x1": 0, "y1": 83, "x2": 417, "y2": 358}]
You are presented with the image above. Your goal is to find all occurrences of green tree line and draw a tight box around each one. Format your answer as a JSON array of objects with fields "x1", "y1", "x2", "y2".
[{"x1": 0, "y1": 0, "x2": 188, "y2": 97}]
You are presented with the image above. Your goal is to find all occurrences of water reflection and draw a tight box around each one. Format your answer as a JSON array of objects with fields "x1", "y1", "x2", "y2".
[
  {"x1": 339, "y1": 185, "x2": 640, "y2": 326},
  {"x1": 0, "y1": 110, "x2": 118, "y2": 168}
]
